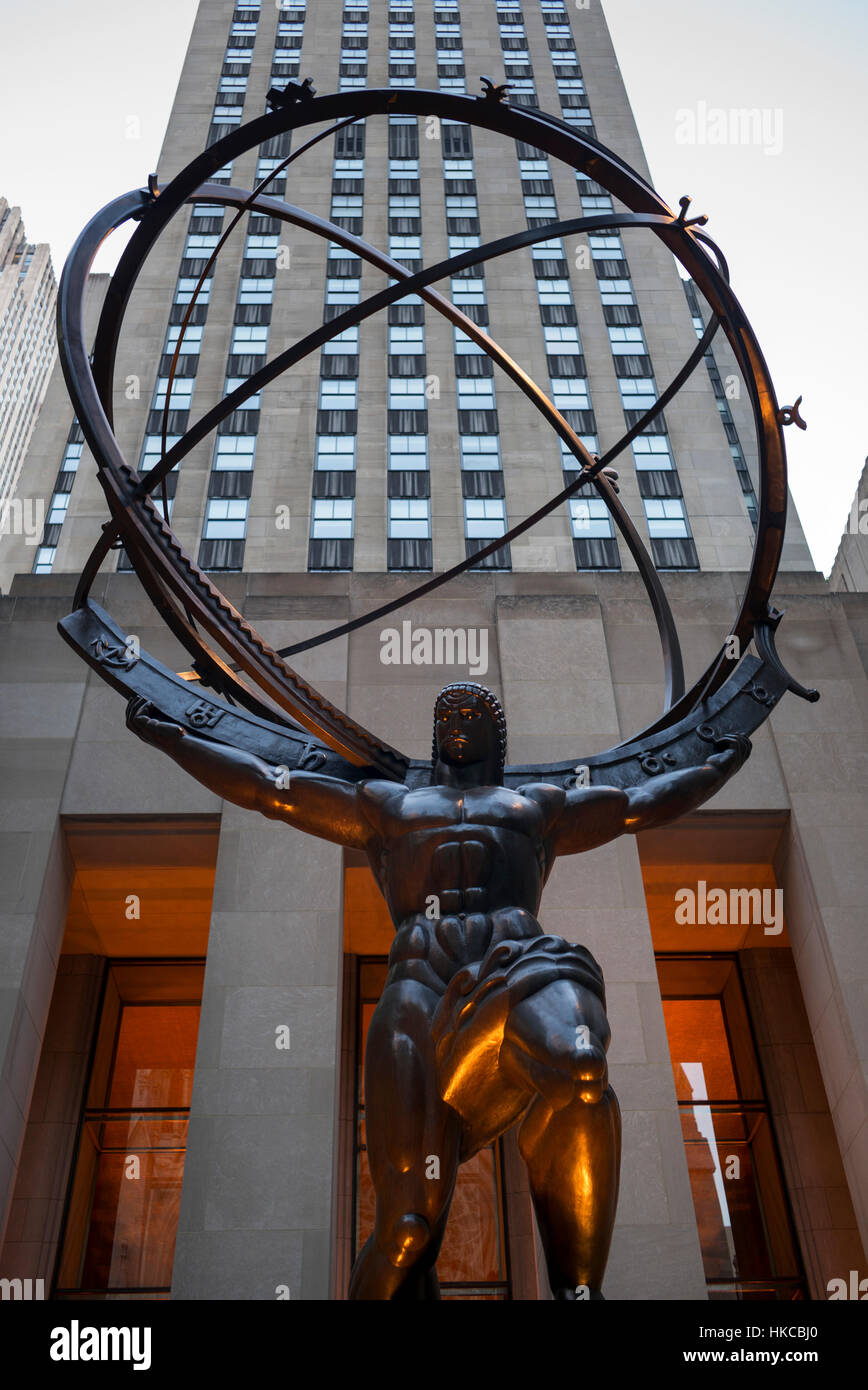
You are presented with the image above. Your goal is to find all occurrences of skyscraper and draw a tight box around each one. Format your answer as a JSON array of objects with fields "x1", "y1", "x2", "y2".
[
  {"x1": 0, "y1": 0, "x2": 865, "y2": 1304},
  {"x1": 0, "y1": 199, "x2": 56, "y2": 537}
]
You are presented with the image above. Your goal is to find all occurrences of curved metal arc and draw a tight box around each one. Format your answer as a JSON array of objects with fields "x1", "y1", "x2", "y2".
[
  {"x1": 56, "y1": 191, "x2": 406, "y2": 774},
  {"x1": 127, "y1": 202, "x2": 686, "y2": 502},
  {"x1": 158, "y1": 113, "x2": 365, "y2": 486},
  {"x1": 97, "y1": 83, "x2": 789, "y2": 684},
  {"x1": 99, "y1": 189, "x2": 688, "y2": 708},
  {"x1": 63, "y1": 86, "x2": 789, "y2": 767},
  {"x1": 71, "y1": 191, "x2": 719, "y2": 726}
]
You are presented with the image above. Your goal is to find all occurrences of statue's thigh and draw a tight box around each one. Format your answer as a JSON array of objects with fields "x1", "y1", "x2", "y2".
[
  {"x1": 502, "y1": 980, "x2": 611, "y2": 1106},
  {"x1": 505, "y1": 979, "x2": 610, "y2": 1060},
  {"x1": 364, "y1": 980, "x2": 462, "y2": 1212}
]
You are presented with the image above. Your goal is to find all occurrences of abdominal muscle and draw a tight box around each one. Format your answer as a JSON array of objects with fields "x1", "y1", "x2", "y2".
[{"x1": 380, "y1": 824, "x2": 544, "y2": 925}]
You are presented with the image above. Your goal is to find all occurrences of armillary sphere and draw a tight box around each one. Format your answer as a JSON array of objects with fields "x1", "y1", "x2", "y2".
[{"x1": 56, "y1": 81, "x2": 818, "y2": 794}]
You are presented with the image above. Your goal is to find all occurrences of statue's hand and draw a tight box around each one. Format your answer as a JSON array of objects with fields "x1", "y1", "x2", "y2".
[
  {"x1": 125, "y1": 695, "x2": 185, "y2": 752},
  {"x1": 708, "y1": 732, "x2": 751, "y2": 775}
]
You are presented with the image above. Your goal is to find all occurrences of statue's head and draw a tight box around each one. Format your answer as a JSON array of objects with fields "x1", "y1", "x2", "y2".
[{"x1": 431, "y1": 682, "x2": 507, "y2": 784}]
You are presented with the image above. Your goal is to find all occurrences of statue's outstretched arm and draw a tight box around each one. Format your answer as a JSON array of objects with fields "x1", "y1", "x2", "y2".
[
  {"x1": 125, "y1": 697, "x2": 374, "y2": 850},
  {"x1": 623, "y1": 734, "x2": 751, "y2": 834},
  {"x1": 549, "y1": 734, "x2": 751, "y2": 855}
]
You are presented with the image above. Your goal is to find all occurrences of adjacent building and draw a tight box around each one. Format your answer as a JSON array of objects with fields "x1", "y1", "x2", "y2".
[{"x1": 0, "y1": 199, "x2": 57, "y2": 543}]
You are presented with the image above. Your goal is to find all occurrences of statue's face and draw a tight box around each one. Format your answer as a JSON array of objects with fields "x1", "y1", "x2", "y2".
[{"x1": 434, "y1": 690, "x2": 495, "y2": 767}]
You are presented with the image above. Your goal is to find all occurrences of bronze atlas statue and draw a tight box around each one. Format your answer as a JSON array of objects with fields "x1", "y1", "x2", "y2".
[
  {"x1": 125, "y1": 683, "x2": 750, "y2": 1298},
  {"x1": 53, "y1": 79, "x2": 818, "y2": 1299}
]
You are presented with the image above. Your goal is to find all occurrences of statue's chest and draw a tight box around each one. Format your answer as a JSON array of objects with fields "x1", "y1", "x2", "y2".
[{"x1": 397, "y1": 786, "x2": 532, "y2": 832}]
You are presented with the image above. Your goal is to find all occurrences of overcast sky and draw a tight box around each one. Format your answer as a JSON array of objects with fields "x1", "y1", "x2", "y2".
[{"x1": 0, "y1": 0, "x2": 864, "y2": 574}]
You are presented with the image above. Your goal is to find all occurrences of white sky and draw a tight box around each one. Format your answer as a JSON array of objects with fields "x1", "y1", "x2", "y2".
[{"x1": 0, "y1": 0, "x2": 864, "y2": 574}]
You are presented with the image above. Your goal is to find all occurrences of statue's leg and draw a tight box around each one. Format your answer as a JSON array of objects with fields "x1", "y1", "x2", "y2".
[
  {"x1": 502, "y1": 979, "x2": 621, "y2": 1299},
  {"x1": 348, "y1": 978, "x2": 462, "y2": 1301}
]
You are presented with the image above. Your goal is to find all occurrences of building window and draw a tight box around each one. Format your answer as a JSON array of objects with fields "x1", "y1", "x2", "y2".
[
  {"x1": 320, "y1": 379, "x2": 358, "y2": 412},
  {"x1": 141, "y1": 435, "x2": 181, "y2": 471},
  {"x1": 544, "y1": 324, "x2": 581, "y2": 351},
  {"x1": 388, "y1": 498, "x2": 430, "y2": 538},
  {"x1": 238, "y1": 278, "x2": 274, "y2": 304},
  {"x1": 55, "y1": 963, "x2": 204, "y2": 1299},
  {"x1": 570, "y1": 497, "x2": 613, "y2": 538},
  {"x1": 536, "y1": 279, "x2": 572, "y2": 305},
  {"x1": 608, "y1": 325, "x2": 646, "y2": 354},
  {"x1": 552, "y1": 379, "x2": 591, "y2": 411},
  {"x1": 214, "y1": 435, "x2": 256, "y2": 470},
  {"x1": 581, "y1": 195, "x2": 614, "y2": 213},
  {"x1": 632, "y1": 437, "x2": 673, "y2": 470},
  {"x1": 46, "y1": 492, "x2": 71, "y2": 526},
  {"x1": 598, "y1": 279, "x2": 634, "y2": 306},
  {"x1": 644, "y1": 497, "x2": 689, "y2": 538},
  {"x1": 657, "y1": 957, "x2": 806, "y2": 1300},
  {"x1": 389, "y1": 325, "x2": 425, "y2": 354},
  {"x1": 618, "y1": 378, "x2": 657, "y2": 411},
  {"x1": 322, "y1": 326, "x2": 359, "y2": 355},
  {"x1": 312, "y1": 498, "x2": 354, "y2": 538},
  {"x1": 230, "y1": 325, "x2": 269, "y2": 355},
  {"x1": 460, "y1": 435, "x2": 501, "y2": 469},
  {"x1": 165, "y1": 325, "x2": 203, "y2": 355},
  {"x1": 153, "y1": 377, "x2": 194, "y2": 411},
  {"x1": 224, "y1": 377, "x2": 261, "y2": 409},
  {"x1": 175, "y1": 278, "x2": 212, "y2": 305},
  {"x1": 464, "y1": 497, "x2": 506, "y2": 538},
  {"x1": 389, "y1": 378, "x2": 426, "y2": 411},
  {"x1": 316, "y1": 436, "x2": 357, "y2": 470},
  {"x1": 388, "y1": 435, "x2": 428, "y2": 470},
  {"x1": 326, "y1": 277, "x2": 361, "y2": 305},
  {"x1": 33, "y1": 546, "x2": 56, "y2": 574},
  {"x1": 204, "y1": 498, "x2": 249, "y2": 539}
]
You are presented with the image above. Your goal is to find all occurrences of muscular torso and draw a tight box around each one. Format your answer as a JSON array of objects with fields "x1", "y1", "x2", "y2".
[{"x1": 359, "y1": 781, "x2": 561, "y2": 926}]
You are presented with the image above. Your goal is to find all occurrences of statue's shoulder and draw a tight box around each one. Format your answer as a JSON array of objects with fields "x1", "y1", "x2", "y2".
[
  {"x1": 357, "y1": 778, "x2": 409, "y2": 816},
  {"x1": 514, "y1": 781, "x2": 567, "y2": 812}
]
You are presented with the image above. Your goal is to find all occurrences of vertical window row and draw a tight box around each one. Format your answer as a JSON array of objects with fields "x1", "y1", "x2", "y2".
[
  {"x1": 435, "y1": 1, "x2": 465, "y2": 88},
  {"x1": 389, "y1": 0, "x2": 416, "y2": 85},
  {"x1": 208, "y1": 3, "x2": 261, "y2": 147},
  {"x1": 198, "y1": 3, "x2": 287, "y2": 572},
  {"x1": 340, "y1": 1, "x2": 369, "y2": 89},
  {"x1": 120, "y1": 5, "x2": 265, "y2": 569},
  {"x1": 386, "y1": 111, "x2": 433, "y2": 571},
  {"x1": 683, "y1": 279, "x2": 758, "y2": 530},
  {"x1": 540, "y1": 0, "x2": 592, "y2": 133},
  {"x1": 435, "y1": 67, "x2": 510, "y2": 569},
  {"x1": 494, "y1": 10, "x2": 614, "y2": 572},
  {"x1": 258, "y1": 5, "x2": 309, "y2": 196},
  {"x1": 117, "y1": 205, "x2": 224, "y2": 571},
  {"x1": 537, "y1": 1, "x2": 699, "y2": 571},
  {"x1": 31, "y1": 422, "x2": 83, "y2": 574},
  {"x1": 198, "y1": 201, "x2": 279, "y2": 571},
  {"x1": 589, "y1": 227, "x2": 697, "y2": 570},
  {"x1": 271, "y1": 0, "x2": 306, "y2": 103},
  {"x1": 515, "y1": 134, "x2": 618, "y2": 569},
  {"x1": 495, "y1": 0, "x2": 534, "y2": 102},
  {"x1": 307, "y1": 11, "x2": 369, "y2": 569}
]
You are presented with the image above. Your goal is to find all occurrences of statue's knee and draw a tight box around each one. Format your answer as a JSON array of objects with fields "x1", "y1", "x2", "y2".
[
  {"x1": 573, "y1": 1043, "x2": 608, "y2": 1103},
  {"x1": 379, "y1": 1212, "x2": 431, "y2": 1268}
]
